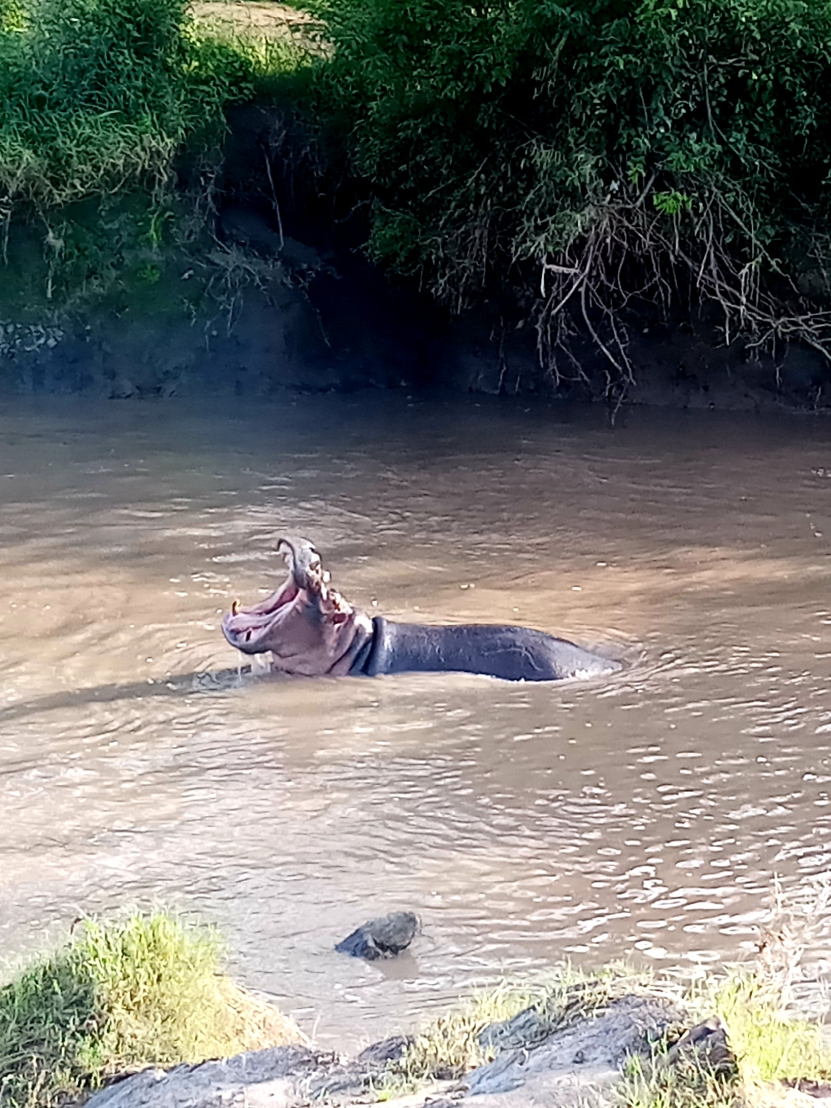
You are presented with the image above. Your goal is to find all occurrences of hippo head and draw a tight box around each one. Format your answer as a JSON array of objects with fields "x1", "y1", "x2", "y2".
[{"x1": 221, "y1": 536, "x2": 373, "y2": 676}]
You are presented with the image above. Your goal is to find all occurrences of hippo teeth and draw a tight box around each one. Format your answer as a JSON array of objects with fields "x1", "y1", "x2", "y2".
[{"x1": 231, "y1": 599, "x2": 240, "y2": 616}]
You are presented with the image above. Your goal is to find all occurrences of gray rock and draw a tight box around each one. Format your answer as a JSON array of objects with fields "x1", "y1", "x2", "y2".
[
  {"x1": 84, "y1": 1045, "x2": 329, "y2": 1108},
  {"x1": 335, "y1": 911, "x2": 420, "y2": 960},
  {"x1": 84, "y1": 1035, "x2": 422, "y2": 1108},
  {"x1": 467, "y1": 994, "x2": 683, "y2": 1098}
]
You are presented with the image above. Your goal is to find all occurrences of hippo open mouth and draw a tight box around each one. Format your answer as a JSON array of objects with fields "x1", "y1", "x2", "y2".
[
  {"x1": 222, "y1": 535, "x2": 623, "y2": 682},
  {"x1": 222, "y1": 574, "x2": 300, "y2": 652},
  {"x1": 221, "y1": 536, "x2": 374, "y2": 676}
]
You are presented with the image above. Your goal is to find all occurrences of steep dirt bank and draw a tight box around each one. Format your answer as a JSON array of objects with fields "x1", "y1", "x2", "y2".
[{"x1": 1, "y1": 104, "x2": 828, "y2": 409}]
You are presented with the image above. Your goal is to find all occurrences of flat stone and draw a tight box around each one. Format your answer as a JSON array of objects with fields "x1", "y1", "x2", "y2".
[
  {"x1": 84, "y1": 1045, "x2": 328, "y2": 1108},
  {"x1": 466, "y1": 994, "x2": 683, "y2": 1098}
]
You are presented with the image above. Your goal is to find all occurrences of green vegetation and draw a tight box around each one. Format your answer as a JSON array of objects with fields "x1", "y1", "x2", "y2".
[
  {"x1": 0, "y1": 911, "x2": 300, "y2": 1108},
  {"x1": 0, "y1": 0, "x2": 307, "y2": 210},
  {"x1": 715, "y1": 972, "x2": 831, "y2": 1086},
  {"x1": 310, "y1": 0, "x2": 831, "y2": 388},
  {"x1": 378, "y1": 961, "x2": 831, "y2": 1108},
  {"x1": 4, "y1": 0, "x2": 831, "y2": 392},
  {"x1": 0, "y1": 0, "x2": 310, "y2": 317}
]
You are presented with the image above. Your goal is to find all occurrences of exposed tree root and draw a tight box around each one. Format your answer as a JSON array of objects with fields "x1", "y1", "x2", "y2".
[{"x1": 533, "y1": 187, "x2": 831, "y2": 398}]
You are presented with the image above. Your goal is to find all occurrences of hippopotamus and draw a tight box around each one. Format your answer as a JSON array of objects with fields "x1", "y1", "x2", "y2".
[{"x1": 221, "y1": 536, "x2": 622, "y2": 682}]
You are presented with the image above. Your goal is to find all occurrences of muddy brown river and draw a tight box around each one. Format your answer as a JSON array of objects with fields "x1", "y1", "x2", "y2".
[{"x1": 2, "y1": 393, "x2": 831, "y2": 1046}]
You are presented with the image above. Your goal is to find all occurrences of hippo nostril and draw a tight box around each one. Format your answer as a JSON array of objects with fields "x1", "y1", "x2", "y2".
[{"x1": 245, "y1": 630, "x2": 251, "y2": 641}]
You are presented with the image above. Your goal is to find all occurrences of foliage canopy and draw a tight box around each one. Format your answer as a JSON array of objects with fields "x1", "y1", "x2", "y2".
[
  {"x1": 0, "y1": 0, "x2": 305, "y2": 209},
  {"x1": 311, "y1": 0, "x2": 831, "y2": 385}
]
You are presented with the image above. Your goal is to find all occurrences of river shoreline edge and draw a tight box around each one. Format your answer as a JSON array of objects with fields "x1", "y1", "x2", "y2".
[
  {"x1": 2, "y1": 103, "x2": 830, "y2": 415},
  {"x1": 2, "y1": 911, "x2": 830, "y2": 1108}
]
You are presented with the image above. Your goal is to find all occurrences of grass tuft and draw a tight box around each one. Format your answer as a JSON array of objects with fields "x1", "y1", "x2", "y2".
[
  {"x1": 399, "y1": 964, "x2": 657, "y2": 1081},
  {"x1": 0, "y1": 911, "x2": 301, "y2": 1108},
  {"x1": 715, "y1": 973, "x2": 831, "y2": 1087},
  {"x1": 623, "y1": 1052, "x2": 737, "y2": 1108}
]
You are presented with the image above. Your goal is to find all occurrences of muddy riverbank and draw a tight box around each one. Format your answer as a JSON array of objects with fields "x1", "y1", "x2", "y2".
[{"x1": 1, "y1": 105, "x2": 828, "y2": 411}]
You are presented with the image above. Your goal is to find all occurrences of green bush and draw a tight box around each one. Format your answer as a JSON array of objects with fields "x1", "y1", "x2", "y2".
[
  {"x1": 0, "y1": 912, "x2": 300, "y2": 1108},
  {"x1": 0, "y1": 0, "x2": 306, "y2": 209},
  {"x1": 311, "y1": 0, "x2": 831, "y2": 385}
]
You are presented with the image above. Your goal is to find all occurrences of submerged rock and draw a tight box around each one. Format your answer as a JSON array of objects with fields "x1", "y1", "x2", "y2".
[{"x1": 335, "y1": 911, "x2": 420, "y2": 960}]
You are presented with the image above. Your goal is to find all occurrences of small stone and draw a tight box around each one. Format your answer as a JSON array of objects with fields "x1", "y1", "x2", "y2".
[
  {"x1": 335, "y1": 911, "x2": 420, "y2": 960},
  {"x1": 356, "y1": 1035, "x2": 413, "y2": 1066}
]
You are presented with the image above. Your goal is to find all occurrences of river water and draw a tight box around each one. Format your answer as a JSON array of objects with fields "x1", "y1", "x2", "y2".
[{"x1": 2, "y1": 393, "x2": 831, "y2": 1046}]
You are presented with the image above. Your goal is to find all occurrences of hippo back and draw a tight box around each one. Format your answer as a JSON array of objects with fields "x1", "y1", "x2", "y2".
[{"x1": 359, "y1": 617, "x2": 620, "y2": 682}]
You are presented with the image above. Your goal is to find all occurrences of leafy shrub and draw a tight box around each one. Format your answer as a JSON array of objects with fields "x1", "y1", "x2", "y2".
[
  {"x1": 311, "y1": 0, "x2": 831, "y2": 387},
  {"x1": 0, "y1": 0, "x2": 306, "y2": 208}
]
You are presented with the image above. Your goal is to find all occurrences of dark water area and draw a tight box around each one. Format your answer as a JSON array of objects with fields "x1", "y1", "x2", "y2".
[{"x1": 2, "y1": 392, "x2": 831, "y2": 1047}]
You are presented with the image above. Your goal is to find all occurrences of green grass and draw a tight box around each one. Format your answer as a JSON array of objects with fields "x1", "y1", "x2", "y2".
[
  {"x1": 400, "y1": 981, "x2": 546, "y2": 1080},
  {"x1": 396, "y1": 964, "x2": 658, "y2": 1081},
  {"x1": 622, "y1": 1055, "x2": 738, "y2": 1108},
  {"x1": 0, "y1": 0, "x2": 310, "y2": 211},
  {"x1": 715, "y1": 973, "x2": 831, "y2": 1087},
  {"x1": 0, "y1": 911, "x2": 301, "y2": 1108},
  {"x1": 384, "y1": 961, "x2": 831, "y2": 1108}
]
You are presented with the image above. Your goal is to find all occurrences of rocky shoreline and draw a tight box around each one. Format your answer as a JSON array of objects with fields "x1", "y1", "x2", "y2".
[
  {"x1": 2, "y1": 909, "x2": 829, "y2": 1108},
  {"x1": 85, "y1": 990, "x2": 699, "y2": 1108},
  {"x1": 81, "y1": 986, "x2": 831, "y2": 1108}
]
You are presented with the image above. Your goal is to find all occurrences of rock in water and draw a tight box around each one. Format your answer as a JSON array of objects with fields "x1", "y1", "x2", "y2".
[{"x1": 335, "y1": 912, "x2": 420, "y2": 960}]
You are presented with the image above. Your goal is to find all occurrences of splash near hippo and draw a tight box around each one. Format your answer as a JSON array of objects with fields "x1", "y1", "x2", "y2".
[{"x1": 221, "y1": 536, "x2": 622, "y2": 682}]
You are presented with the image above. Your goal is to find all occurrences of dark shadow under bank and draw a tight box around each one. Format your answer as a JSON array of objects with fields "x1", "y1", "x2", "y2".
[{"x1": 1, "y1": 105, "x2": 829, "y2": 412}]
